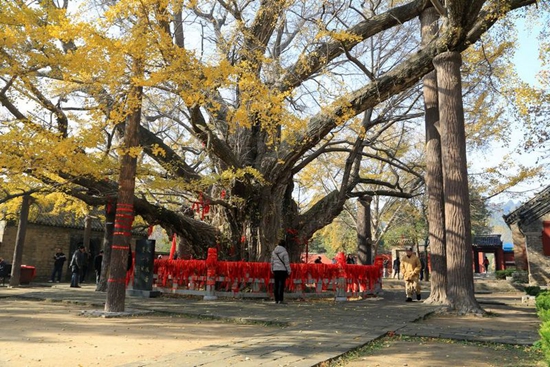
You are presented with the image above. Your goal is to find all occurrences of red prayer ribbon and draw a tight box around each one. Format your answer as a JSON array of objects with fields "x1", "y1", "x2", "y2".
[{"x1": 146, "y1": 249, "x2": 382, "y2": 298}]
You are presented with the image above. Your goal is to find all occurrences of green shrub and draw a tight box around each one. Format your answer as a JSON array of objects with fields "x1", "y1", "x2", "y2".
[
  {"x1": 537, "y1": 291, "x2": 550, "y2": 313},
  {"x1": 539, "y1": 320, "x2": 550, "y2": 366},
  {"x1": 495, "y1": 269, "x2": 515, "y2": 280},
  {"x1": 540, "y1": 309, "x2": 550, "y2": 323}
]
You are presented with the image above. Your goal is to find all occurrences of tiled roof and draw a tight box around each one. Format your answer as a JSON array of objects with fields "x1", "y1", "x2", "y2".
[
  {"x1": 5, "y1": 213, "x2": 147, "y2": 235},
  {"x1": 32, "y1": 214, "x2": 105, "y2": 231},
  {"x1": 472, "y1": 234, "x2": 502, "y2": 248},
  {"x1": 503, "y1": 185, "x2": 550, "y2": 227}
]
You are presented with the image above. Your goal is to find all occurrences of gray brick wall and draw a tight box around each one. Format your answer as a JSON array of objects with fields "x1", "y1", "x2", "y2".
[
  {"x1": 521, "y1": 213, "x2": 550, "y2": 286},
  {"x1": 0, "y1": 223, "x2": 144, "y2": 282}
]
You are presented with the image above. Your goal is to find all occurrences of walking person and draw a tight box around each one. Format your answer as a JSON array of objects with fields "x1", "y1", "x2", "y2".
[
  {"x1": 483, "y1": 256, "x2": 490, "y2": 273},
  {"x1": 69, "y1": 245, "x2": 86, "y2": 288},
  {"x1": 49, "y1": 248, "x2": 66, "y2": 283},
  {"x1": 94, "y1": 250, "x2": 104, "y2": 284},
  {"x1": 400, "y1": 246, "x2": 422, "y2": 302},
  {"x1": 392, "y1": 257, "x2": 401, "y2": 279},
  {"x1": 271, "y1": 239, "x2": 291, "y2": 304}
]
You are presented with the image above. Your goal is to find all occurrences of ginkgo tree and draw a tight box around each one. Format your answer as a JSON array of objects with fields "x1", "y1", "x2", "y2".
[{"x1": 0, "y1": 0, "x2": 545, "y2": 275}]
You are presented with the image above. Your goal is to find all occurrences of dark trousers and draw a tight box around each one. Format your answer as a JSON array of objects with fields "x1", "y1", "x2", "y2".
[
  {"x1": 70, "y1": 267, "x2": 80, "y2": 287},
  {"x1": 273, "y1": 270, "x2": 288, "y2": 303},
  {"x1": 51, "y1": 265, "x2": 63, "y2": 282},
  {"x1": 80, "y1": 266, "x2": 88, "y2": 283}
]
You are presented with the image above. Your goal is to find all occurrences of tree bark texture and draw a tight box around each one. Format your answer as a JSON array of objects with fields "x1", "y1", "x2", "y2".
[
  {"x1": 96, "y1": 202, "x2": 115, "y2": 292},
  {"x1": 433, "y1": 51, "x2": 482, "y2": 314},
  {"x1": 9, "y1": 194, "x2": 30, "y2": 287},
  {"x1": 104, "y1": 80, "x2": 143, "y2": 313},
  {"x1": 421, "y1": 8, "x2": 448, "y2": 305},
  {"x1": 357, "y1": 196, "x2": 373, "y2": 265}
]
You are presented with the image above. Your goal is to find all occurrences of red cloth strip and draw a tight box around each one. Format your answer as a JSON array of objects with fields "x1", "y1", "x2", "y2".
[
  {"x1": 112, "y1": 245, "x2": 129, "y2": 250},
  {"x1": 107, "y1": 278, "x2": 126, "y2": 283}
]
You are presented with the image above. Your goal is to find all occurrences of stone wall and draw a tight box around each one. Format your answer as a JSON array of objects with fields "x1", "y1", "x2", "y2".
[
  {"x1": 0, "y1": 223, "x2": 144, "y2": 282},
  {"x1": 521, "y1": 213, "x2": 550, "y2": 286}
]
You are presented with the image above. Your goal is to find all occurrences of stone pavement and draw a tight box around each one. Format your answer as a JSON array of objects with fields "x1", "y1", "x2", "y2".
[{"x1": 0, "y1": 279, "x2": 540, "y2": 367}]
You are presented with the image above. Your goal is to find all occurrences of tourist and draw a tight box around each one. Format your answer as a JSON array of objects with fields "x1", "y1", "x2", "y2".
[
  {"x1": 314, "y1": 256, "x2": 322, "y2": 264},
  {"x1": 392, "y1": 257, "x2": 401, "y2": 279},
  {"x1": 80, "y1": 248, "x2": 91, "y2": 283},
  {"x1": 271, "y1": 239, "x2": 291, "y2": 304},
  {"x1": 0, "y1": 256, "x2": 8, "y2": 284},
  {"x1": 400, "y1": 246, "x2": 422, "y2": 302},
  {"x1": 94, "y1": 250, "x2": 104, "y2": 284},
  {"x1": 0, "y1": 256, "x2": 7, "y2": 274},
  {"x1": 483, "y1": 256, "x2": 489, "y2": 273},
  {"x1": 69, "y1": 245, "x2": 86, "y2": 288},
  {"x1": 49, "y1": 248, "x2": 66, "y2": 283}
]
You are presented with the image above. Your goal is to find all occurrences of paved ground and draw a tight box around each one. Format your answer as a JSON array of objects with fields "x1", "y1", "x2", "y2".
[{"x1": 0, "y1": 278, "x2": 541, "y2": 367}]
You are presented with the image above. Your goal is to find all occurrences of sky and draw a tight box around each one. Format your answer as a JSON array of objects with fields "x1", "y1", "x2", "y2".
[
  {"x1": 514, "y1": 18, "x2": 543, "y2": 86},
  {"x1": 472, "y1": 18, "x2": 547, "y2": 204}
]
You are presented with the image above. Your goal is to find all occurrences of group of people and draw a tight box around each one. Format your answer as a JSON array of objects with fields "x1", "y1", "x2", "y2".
[
  {"x1": 47, "y1": 240, "x2": 483, "y2": 304},
  {"x1": 48, "y1": 246, "x2": 103, "y2": 288}
]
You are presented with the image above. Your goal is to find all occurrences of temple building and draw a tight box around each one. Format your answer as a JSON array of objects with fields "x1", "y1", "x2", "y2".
[{"x1": 504, "y1": 185, "x2": 550, "y2": 286}]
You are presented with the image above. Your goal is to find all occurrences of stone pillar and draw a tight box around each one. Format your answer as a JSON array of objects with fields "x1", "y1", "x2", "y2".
[
  {"x1": 334, "y1": 252, "x2": 347, "y2": 302},
  {"x1": 357, "y1": 196, "x2": 373, "y2": 265},
  {"x1": 127, "y1": 239, "x2": 160, "y2": 298},
  {"x1": 204, "y1": 248, "x2": 218, "y2": 300}
]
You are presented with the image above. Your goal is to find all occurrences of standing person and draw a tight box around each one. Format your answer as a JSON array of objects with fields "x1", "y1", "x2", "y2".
[
  {"x1": 0, "y1": 256, "x2": 9, "y2": 285},
  {"x1": 271, "y1": 239, "x2": 291, "y2": 304},
  {"x1": 392, "y1": 257, "x2": 401, "y2": 279},
  {"x1": 80, "y1": 248, "x2": 91, "y2": 283},
  {"x1": 69, "y1": 245, "x2": 86, "y2": 288},
  {"x1": 94, "y1": 250, "x2": 104, "y2": 284},
  {"x1": 483, "y1": 256, "x2": 490, "y2": 273},
  {"x1": 49, "y1": 248, "x2": 66, "y2": 283},
  {"x1": 0, "y1": 256, "x2": 7, "y2": 275},
  {"x1": 400, "y1": 246, "x2": 422, "y2": 302}
]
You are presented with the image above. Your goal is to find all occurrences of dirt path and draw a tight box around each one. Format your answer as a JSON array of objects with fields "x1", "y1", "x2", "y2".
[
  {"x1": 328, "y1": 300, "x2": 544, "y2": 367},
  {"x1": 0, "y1": 299, "x2": 269, "y2": 367},
  {"x1": 332, "y1": 337, "x2": 543, "y2": 367},
  {"x1": 1, "y1": 295, "x2": 544, "y2": 367}
]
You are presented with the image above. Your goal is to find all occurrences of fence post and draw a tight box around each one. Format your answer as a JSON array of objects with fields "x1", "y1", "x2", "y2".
[
  {"x1": 335, "y1": 252, "x2": 347, "y2": 302},
  {"x1": 204, "y1": 248, "x2": 218, "y2": 300}
]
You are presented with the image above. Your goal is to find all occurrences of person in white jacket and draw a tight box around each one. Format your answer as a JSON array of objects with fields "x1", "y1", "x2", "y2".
[{"x1": 271, "y1": 239, "x2": 291, "y2": 304}]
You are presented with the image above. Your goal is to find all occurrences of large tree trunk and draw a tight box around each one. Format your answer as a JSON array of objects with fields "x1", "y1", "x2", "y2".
[
  {"x1": 9, "y1": 194, "x2": 30, "y2": 287},
  {"x1": 421, "y1": 9, "x2": 448, "y2": 306},
  {"x1": 96, "y1": 202, "x2": 115, "y2": 292},
  {"x1": 357, "y1": 195, "x2": 373, "y2": 265},
  {"x1": 105, "y1": 67, "x2": 143, "y2": 312},
  {"x1": 433, "y1": 51, "x2": 483, "y2": 315}
]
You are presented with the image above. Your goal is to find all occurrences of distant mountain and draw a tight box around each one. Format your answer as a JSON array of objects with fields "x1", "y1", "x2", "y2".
[
  {"x1": 500, "y1": 200, "x2": 520, "y2": 215},
  {"x1": 487, "y1": 201, "x2": 520, "y2": 245}
]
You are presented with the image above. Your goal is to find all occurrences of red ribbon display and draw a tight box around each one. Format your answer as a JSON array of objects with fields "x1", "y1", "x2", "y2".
[{"x1": 148, "y1": 249, "x2": 382, "y2": 298}]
